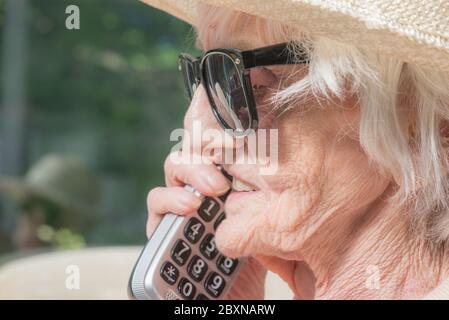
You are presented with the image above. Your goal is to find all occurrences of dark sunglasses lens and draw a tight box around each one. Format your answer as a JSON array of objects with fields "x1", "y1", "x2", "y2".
[
  {"x1": 204, "y1": 54, "x2": 250, "y2": 132},
  {"x1": 180, "y1": 58, "x2": 198, "y2": 100}
]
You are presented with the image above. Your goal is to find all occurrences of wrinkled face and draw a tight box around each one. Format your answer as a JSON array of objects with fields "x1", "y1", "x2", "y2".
[{"x1": 183, "y1": 15, "x2": 392, "y2": 260}]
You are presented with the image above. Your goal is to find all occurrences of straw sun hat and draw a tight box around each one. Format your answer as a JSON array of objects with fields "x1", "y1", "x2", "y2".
[{"x1": 140, "y1": 0, "x2": 449, "y2": 74}]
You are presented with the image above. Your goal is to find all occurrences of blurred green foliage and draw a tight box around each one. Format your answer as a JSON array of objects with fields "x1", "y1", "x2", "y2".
[{"x1": 0, "y1": 0, "x2": 201, "y2": 250}]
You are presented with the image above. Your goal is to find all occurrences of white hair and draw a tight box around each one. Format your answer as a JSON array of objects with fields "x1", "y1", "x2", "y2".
[{"x1": 196, "y1": 4, "x2": 449, "y2": 243}]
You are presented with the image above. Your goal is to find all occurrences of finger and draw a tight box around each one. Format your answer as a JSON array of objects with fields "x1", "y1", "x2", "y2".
[
  {"x1": 146, "y1": 186, "x2": 201, "y2": 238},
  {"x1": 164, "y1": 151, "x2": 230, "y2": 196}
]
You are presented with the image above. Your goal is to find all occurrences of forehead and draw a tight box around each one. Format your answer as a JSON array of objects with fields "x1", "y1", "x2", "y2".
[
  {"x1": 195, "y1": 9, "x2": 284, "y2": 52},
  {"x1": 196, "y1": 33, "x2": 270, "y2": 52}
]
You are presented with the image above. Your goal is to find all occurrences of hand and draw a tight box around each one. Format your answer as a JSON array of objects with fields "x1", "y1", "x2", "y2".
[{"x1": 146, "y1": 151, "x2": 267, "y2": 299}]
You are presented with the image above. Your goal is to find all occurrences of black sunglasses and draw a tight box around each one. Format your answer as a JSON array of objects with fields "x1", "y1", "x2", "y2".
[{"x1": 178, "y1": 42, "x2": 309, "y2": 137}]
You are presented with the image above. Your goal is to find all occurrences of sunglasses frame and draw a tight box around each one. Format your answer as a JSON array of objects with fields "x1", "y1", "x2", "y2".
[{"x1": 178, "y1": 42, "x2": 309, "y2": 137}]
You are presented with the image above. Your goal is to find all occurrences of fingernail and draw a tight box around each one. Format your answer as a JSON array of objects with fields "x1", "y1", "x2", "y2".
[
  {"x1": 179, "y1": 193, "x2": 201, "y2": 209},
  {"x1": 202, "y1": 172, "x2": 230, "y2": 194}
]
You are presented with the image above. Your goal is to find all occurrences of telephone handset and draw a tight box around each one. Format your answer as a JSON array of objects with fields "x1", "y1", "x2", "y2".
[{"x1": 128, "y1": 168, "x2": 243, "y2": 300}]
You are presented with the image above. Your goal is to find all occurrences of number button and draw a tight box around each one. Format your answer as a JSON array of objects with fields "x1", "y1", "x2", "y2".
[
  {"x1": 184, "y1": 217, "x2": 205, "y2": 244},
  {"x1": 195, "y1": 294, "x2": 209, "y2": 300},
  {"x1": 171, "y1": 239, "x2": 191, "y2": 266},
  {"x1": 187, "y1": 255, "x2": 208, "y2": 282},
  {"x1": 204, "y1": 272, "x2": 226, "y2": 298},
  {"x1": 213, "y1": 212, "x2": 226, "y2": 231},
  {"x1": 217, "y1": 255, "x2": 238, "y2": 275},
  {"x1": 200, "y1": 233, "x2": 218, "y2": 260},
  {"x1": 160, "y1": 261, "x2": 179, "y2": 285},
  {"x1": 177, "y1": 277, "x2": 196, "y2": 300},
  {"x1": 198, "y1": 197, "x2": 220, "y2": 222}
]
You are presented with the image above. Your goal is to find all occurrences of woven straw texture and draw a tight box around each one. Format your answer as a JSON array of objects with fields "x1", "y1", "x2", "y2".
[{"x1": 140, "y1": 0, "x2": 449, "y2": 74}]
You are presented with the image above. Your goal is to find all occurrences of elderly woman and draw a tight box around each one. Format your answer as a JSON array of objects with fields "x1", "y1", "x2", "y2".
[{"x1": 142, "y1": 0, "x2": 449, "y2": 299}]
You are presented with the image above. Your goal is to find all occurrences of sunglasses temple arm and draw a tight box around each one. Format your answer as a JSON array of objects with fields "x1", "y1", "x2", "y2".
[{"x1": 242, "y1": 42, "x2": 309, "y2": 68}]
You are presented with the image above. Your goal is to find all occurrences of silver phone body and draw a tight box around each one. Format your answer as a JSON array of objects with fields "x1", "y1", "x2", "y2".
[{"x1": 128, "y1": 185, "x2": 244, "y2": 300}]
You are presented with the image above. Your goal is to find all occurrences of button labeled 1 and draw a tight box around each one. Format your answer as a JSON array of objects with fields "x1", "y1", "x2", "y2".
[{"x1": 198, "y1": 197, "x2": 220, "y2": 222}]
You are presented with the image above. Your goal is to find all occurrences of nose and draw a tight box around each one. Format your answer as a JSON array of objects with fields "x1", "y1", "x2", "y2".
[
  {"x1": 183, "y1": 84, "x2": 240, "y2": 163},
  {"x1": 184, "y1": 84, "x2": 220, "y2": 134}
]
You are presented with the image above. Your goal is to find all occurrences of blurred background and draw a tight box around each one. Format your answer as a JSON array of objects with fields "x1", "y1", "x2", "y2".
[
  {"x1": 0, "y1": 0, "x2": 293, "y2": 299},
  {"x1": 0, "y1": 0, "x2": 197, "y2": 256}
]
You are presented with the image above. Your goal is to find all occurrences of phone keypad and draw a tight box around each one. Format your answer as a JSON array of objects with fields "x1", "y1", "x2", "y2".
[
  {"x1": 198, "y1": 197, "x2": 220, "y2": 222},
  {"x1": 160, "y1": 261, "x2": 179, "y2": 285},
  {"x1": 204, "y1": 272, "x2": 226, "y2": 298},
  {"x1": 187, "y1": 255, "x2": 208, "y2": 282},
  {"x1": 178, "y1": 277, "x2": 196, "y2": 300},
  {"x1": 160, "y1": 189, "x2": 241, "y2": 300},
  {"x1": 200, "y1": 233, "x2": 218, "y2": 260},
  {"x1": 184, "y1": 217, "x2": 205, "y2": 244},
  {"x1": 217, "y1": 255, "x2": 238, "y2": 276},
  {"x1": 171, "y1": 239, "x2": 191, "y2": 266}
]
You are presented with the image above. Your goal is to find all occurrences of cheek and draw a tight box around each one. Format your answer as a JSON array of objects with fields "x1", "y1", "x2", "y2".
[
  {"x1": 320, "y1": 140, "x2": 391, "y2": 212},
  {"x1": 260, "y1": 109, "x2": 327, "y2": 192},
  {"x1": 216, "y1": 113, "x2": 328, "y2": 257},
  {"x1": 216, "y1": 104, "x2": 389, "y2": 258},
  {"x1": 216, "y1": 189, "x2": 317, "y2": 258}
]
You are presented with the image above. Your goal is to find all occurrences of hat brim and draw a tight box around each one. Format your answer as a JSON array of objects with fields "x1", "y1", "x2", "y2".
[{"x1": 140, "y1": 0, "x2": 449, "y2": 74}]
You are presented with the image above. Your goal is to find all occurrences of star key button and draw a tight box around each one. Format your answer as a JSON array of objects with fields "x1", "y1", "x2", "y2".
[{"x1": 160, "y1": 261, "x2": 179, "y2": 285}]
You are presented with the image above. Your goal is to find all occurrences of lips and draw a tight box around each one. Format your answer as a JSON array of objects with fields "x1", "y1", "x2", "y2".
[
  {"x1": 232, "y1": 178, "x2": 256, "y2": 192},
  {"x1": 224, "y1": 174, "x2": 260, "y2": 205},
  {"x1": 221, "y1": 167, "x2": 261, "y2": 205}
]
